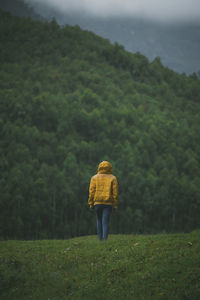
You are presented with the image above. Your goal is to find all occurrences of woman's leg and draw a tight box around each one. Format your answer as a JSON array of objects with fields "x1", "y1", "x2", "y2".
[
  {"x1": 95, "y1": 205, "x2": 103, "y2": 241},
  {"x1": 102, "y1": 205, "x2": 112, "y2": 240}
]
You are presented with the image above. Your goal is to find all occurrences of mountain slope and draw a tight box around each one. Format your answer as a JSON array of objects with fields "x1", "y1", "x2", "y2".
[
  {"x1": 1, "y1": 0, "x2": 200, "y2": 75},
  {"x1": 0, "y1": 9, "x2": 200, "y2": 240},
  {"x1": 25, "y1": 0, "x2": 200, "y2": 75},
  {"x1": 58, "y1": 13, "x2": 200, "y2": 75}
]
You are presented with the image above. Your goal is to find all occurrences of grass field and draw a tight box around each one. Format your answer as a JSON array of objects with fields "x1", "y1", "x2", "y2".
[{"x1": 0, "y1": 231, "x2": 200, "y2": 299}]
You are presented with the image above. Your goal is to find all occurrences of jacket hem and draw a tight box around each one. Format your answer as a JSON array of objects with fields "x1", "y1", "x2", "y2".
[{"x1": 94, "y1": 201, "x2": 113, "y2": 206}]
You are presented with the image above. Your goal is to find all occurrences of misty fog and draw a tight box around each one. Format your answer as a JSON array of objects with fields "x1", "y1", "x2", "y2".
[{"x1": 26, "y1": 0, "x2": 200, "y2": 23}]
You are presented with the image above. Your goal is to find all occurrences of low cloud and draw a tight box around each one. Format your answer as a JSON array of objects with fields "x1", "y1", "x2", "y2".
[{"x1": 27, "y1": 0, "x2": 200, "y2": 22}]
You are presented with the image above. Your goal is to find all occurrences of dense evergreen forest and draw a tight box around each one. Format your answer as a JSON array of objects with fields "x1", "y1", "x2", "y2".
[{"x1": 0, "y1": 9, "x2": 200, "y2": 239}]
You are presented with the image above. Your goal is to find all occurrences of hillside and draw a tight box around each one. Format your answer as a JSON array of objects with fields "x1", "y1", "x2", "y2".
[
  {"x1": 1, "y1": 0, "x2": 200, "y2": 75},
  {"x1": 56, "y1": 14, "x2": 200, "y2": 75},
  {"x1": 0, "y1": 232, "x2": 200, "y2": 299},
  {"x1": 0, "y1": 9, "x2": 200, "y2": 240},
  {"x1": 25, "y1": 0, "x2": 200, "y2": 75}
]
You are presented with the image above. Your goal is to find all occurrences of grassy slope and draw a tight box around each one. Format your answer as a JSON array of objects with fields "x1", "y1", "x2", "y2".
[{"x1": 0, "y1": 232, "x2": 200, "y2": 300}]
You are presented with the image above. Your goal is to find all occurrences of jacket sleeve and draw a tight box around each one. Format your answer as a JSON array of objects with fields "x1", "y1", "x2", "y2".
[
  {"x1": 88, "y1": 176, "x2": 96, "y2": 208},
  {"x1": 112, "y1": 177, "x2": 118, "y2": 209}
]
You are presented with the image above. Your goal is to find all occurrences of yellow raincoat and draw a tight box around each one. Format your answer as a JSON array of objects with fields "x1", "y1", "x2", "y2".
[{"x1": 88, "y1": 161, "x2": 118, "y2": 209}]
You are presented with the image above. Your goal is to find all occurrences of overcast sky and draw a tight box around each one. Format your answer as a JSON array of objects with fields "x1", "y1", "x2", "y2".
[{"x1": 27, "y1": 0, "x2": 200, "y2": 22}]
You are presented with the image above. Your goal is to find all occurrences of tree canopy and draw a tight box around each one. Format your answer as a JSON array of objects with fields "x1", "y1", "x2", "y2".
[{"x1": 0, "y1": 9, "x2": 200, "y2": 239}]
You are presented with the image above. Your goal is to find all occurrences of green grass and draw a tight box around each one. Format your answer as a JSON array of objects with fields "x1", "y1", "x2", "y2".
[{"x1": 0, "y1": 231, "x2": 200, "y2": 300}]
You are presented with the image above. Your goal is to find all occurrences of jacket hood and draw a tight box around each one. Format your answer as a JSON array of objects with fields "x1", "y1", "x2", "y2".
[{"x1": 98, "y1": 161, "x2": 112, "y2": 174}]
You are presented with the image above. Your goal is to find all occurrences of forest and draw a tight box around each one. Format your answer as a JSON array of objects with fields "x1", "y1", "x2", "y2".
[{"x1": 0, "y1": 9, "x2": 200, "y2": 239}]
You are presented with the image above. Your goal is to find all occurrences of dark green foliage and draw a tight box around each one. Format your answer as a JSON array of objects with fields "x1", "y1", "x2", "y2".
[{"x1": 0, "y1": 10, "x2": 200, "y2": 239}]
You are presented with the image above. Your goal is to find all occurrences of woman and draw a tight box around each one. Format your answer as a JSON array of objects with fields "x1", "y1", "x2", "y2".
[{"x1": 88, "y1": 161, "x2": 118, "y2": 241}]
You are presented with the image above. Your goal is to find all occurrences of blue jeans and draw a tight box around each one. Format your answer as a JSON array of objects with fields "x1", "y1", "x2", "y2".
[{"x1": 94, "y1": 204, "x2": 112, "y2": 241}]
